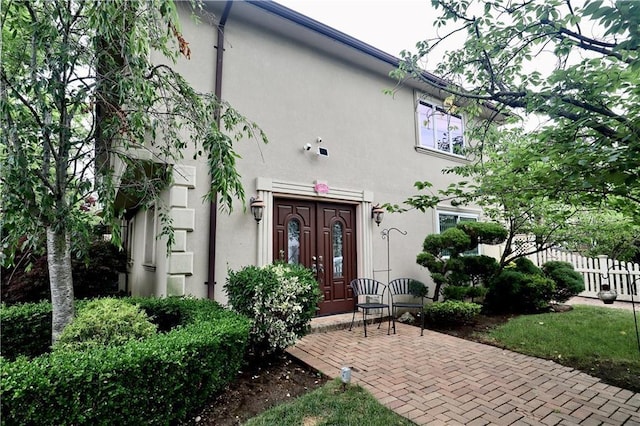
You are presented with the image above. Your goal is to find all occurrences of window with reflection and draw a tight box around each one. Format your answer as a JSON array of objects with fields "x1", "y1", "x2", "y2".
[
  {"x1": 287, "y1": 219, "x2": 300, "y2": 264},
  {"x1": 332, "y1": 222, "x2": 343, "y2": 277},
  {"x1": 417, "y1": 100, "x2": 464, "y2": 155}
]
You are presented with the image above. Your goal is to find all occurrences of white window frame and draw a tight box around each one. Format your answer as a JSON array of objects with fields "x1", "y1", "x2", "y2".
[
  {"x1": 436, "y1": 210, "x2": 481, "y2": 256},
  {"x1": 143, "y1": 205, "x2": 157, "y2": 266},
  {"x1": 416, "y1": 97, "x2": 465, "y2": 156}
]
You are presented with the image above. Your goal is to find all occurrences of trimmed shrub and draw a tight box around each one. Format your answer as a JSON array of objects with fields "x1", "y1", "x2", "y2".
[
  {"x1": 542, "y1": 261, "x2": 585, "y2": 303},
  {"x1": 442, "y1": 285, "x2": 468, "y2": 301},
  {"x1": 0, "y1": 301, "x2": 52, "y2": 360},
  {"x1": 424, "y1": 301, "x2": 482, "y2": 326},
  {"x1": 461, "y1": 255, "x2": 500, "y2": 286},
  {"x1": 456, "y1": 221, "x2": 508, "y2": 245},
  {"x1": 511, "y1": 257, "x2": 543, "y2": 276},
  {"x1": 53, "y1": 298, "x2": 157, "y2": 352},
  {"x1": 465, "y1": 285, "x2": 488, "y2": 300},
  {"x1": 0, "y1": 298, "x2": 250, "y2": 425},
  {"x1": 485, "y1": 270, "x2": 555, "y2": 313},
  {"x1": 225, "y1": 263, "x2": 321, "y2": 356}
]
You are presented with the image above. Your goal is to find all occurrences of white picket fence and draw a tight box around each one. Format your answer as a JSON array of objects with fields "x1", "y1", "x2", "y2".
[{"x1": 532, "y1": 249, "x2": 639, "y2": 302}]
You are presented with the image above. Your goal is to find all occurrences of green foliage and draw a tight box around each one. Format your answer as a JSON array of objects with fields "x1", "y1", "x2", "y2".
[
  {"x1": 542, "y1": 261, "x2": 585, "y2": 303},
  {"x1": 442, "y1": 285, "x2": 488, "y2": 302},
  {"x1": 53, "y1": 298, "x2": 157, "y2": 352},
  {"x1": 457, "y1": 222, "x2": 507, "y2": 245},
  {"x1": 408, "y1": 279, "x2": 429, "y2": 298},
  {"x1": 225, "y1": 263, "x2": 321, "y2": 356},
  {"x1": 511, "y1": 258, "x2": 543, "y2": 276},
  {"x1": 423, "y1": 301, "x2": 482, "y2": 326},
  {"x1": 442, "y1": 285, "x2": 468, "y2": 301},
  {"x1": 0, "y1": 301, "x2": 52, "y2": 360},
  {"x1": 396, "y1": 0, "x2": 640, "y2": 261},
  {"x1": 485, "y1": 270, "x2": 556, "y2": 314},
  {"x1": 0, "y1": 298, "x2": 250, "y2": 425},
  {"x1": 417, "y1": 223, "x2": 504, "y2": 301},
  {"x1": 1, "y1": 0, "x2": 267, "y2": 337},
  {"x1": 465, "y1": 285, "x2": 488, "y2": 300},
  {"x1": 461, "y1": 255, "x2": 499, "y2": 286},
  {"x1": 1, "y1": 238, "x2": 126, "y2": 304}
]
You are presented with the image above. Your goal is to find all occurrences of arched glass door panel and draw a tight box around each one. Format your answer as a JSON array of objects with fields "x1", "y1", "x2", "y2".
[
  {"x1": 287, "y1": 219, "x2": 300, "y2": 264},
  {"x1": 332, "y1": 221, "x2": 344, "y2": 277}
]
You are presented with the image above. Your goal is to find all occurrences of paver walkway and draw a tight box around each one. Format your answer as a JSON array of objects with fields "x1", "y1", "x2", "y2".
[{"x1": 287, "y1": 319, "x2": 640, "y2": 425}]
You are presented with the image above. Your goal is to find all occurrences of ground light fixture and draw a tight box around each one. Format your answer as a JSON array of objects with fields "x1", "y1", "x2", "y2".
[
  {"x1": 249, "y1": 196, "x2": 265, "y2": 223},
  {"x1": 371, "y1": 204, "x2": 384, "y2": 227}
]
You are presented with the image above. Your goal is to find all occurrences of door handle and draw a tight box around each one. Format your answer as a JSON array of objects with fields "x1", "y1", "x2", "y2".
[
  {"x1": 317, "y1": 256, "x2": 324, "y2": 274},
  {"x1": 311, "y1": 256, "x2": 317, "y2": 274}
]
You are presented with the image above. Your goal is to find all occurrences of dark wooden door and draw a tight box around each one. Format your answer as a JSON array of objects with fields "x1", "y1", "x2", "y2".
[{"x1": 273, "y1": 199, "x2": 357, "y2": 315}]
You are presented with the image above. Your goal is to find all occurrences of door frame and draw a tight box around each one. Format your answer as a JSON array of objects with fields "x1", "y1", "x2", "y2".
[{"x1": 253, "y1": 177, "x2": 379, "y2": 281}]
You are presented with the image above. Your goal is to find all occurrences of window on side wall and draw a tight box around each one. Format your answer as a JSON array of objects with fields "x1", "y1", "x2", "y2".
[
  {"x1": 438, "y1": 211, "x2": 479, "y2": 256},
  {"x1": 144, "y1": 205, "x2": 156, "y2": 266},
  {"x1": 417, "y1": 100, "x2": 464, "y2": 155}
]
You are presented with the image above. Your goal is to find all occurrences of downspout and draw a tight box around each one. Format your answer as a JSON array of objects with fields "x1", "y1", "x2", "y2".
[{"x1": 207, "y1": 0, "x2": 234, "y2": 299}]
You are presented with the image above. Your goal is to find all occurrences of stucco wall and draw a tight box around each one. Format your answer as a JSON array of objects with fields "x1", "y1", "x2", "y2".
[{"x1": 127, "y1": 2, "x2": 490, "y2": 305}]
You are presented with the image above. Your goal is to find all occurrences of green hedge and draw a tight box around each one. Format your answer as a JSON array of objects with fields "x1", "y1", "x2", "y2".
[
  {"x1": 1, "y1": 298, "x2": 250, "y2": 425},
  {"x1": 0, "y1": 301, "x2": 53, "y2": 360},
  {"x1": 424, "y1": 301, "x2": 482, "y2": 325}
]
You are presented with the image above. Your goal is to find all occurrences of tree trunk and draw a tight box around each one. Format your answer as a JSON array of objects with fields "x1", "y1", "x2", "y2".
[{"x1": 47, "y1": 226, "x2": 75, "y2": 344}]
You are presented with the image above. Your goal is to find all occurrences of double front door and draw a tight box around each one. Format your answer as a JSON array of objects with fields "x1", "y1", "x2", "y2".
[{"x1": 273, "y1": 199, "x2": 357, "y2": 315}]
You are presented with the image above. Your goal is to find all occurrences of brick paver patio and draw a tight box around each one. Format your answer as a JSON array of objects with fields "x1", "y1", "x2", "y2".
[{"x1": 287, "y1": 317, "x2": 640, "y2": 425}]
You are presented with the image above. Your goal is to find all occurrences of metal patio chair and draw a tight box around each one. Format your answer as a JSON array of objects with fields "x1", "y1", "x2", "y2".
[
  {"x1": 348, "y1": 278, "x2": 390, "y2": 337},
  {"x1": 388, "y1": 278, "x2": 428, "y2": 336}
]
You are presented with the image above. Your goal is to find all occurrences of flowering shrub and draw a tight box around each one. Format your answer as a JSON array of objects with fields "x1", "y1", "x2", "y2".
[{"x1": 225, "y1": 263, "x2": 321, "y2": 356}]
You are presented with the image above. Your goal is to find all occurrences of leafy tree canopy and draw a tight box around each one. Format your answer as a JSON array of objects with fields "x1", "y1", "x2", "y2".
[
  {"x1": 1, "y1": 0, "x2": 265, "y2": 341},
  {"x1": 395, "y1": 0, "x2": 640, "y2": 217}
]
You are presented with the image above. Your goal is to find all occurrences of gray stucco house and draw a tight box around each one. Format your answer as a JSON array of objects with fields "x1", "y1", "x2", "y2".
[{"x1": 121, "y1": 0, "x2": 496, "y2": 315}]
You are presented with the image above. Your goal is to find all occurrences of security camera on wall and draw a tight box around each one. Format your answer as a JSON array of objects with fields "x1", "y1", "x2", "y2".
[
  {"x1": 303, "y1": 143, "x2": 312, "y2": 151},
  {"x1": 317, "y1": 147, "x2": 329, "y2": 157}
]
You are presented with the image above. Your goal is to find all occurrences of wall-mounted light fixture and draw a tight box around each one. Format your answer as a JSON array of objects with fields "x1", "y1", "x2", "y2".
[
  {"x1": 249, "y1": 196, "x2": 265, "y2": 223},
  {"x1": 371, "y1": 204, "x2": 384, "y2": 227}
]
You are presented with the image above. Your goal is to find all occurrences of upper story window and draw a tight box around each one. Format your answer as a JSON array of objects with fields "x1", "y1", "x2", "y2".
[{"x1": 417, "y1": 100, "x2": 465, "y2": 156}]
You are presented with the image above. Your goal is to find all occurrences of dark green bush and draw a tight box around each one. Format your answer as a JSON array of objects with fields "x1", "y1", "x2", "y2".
[
  {"x1": 465, "y1": 285, "x2": 488, "y2": 298},
  {"x1": 1, "y1": 298, "x2": 250, "y2": 425},
  {"x1": 0, "y1": 301, "x2": 52, "y2": 360},
  {"x1": 225, "y1": 263, "x2": 321, "y2": 356},
  {"x1": 485, "y1": 270, "x2": 555, "y2": 313},
  {"x1": 1, "y1": 239, "x2": 126, "y2": 304},
  {"x1": 456, "y1": 222, "x2": 508, "y2": 245},
  {"x1": 511, "y1": 257, "x2": 543, "y2": 275},
  {"x1": 408, "y1": 279, "x2": 429, "y2": 298},
  {"x1": 442, "y1": 285, "x2": 468, "y2": 301},
  {"x1": 461, "y1": 255, "x2": 500, "y2": 286},
  {"x1": 423, "y1": 301, "x2": 482, "y2": 325},
  {"x1": 542, "y1": 261, "x2": 585, "y2": 303},
  {"x1": 53, "y1": 298, "x2": 157, "y2": 352}
]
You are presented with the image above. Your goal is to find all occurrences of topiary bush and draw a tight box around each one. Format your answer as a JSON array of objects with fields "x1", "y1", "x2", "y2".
[
  {"x1": 485, "y1": 270, "x2": 555, "y2": 313},
  {"x1": 225, "y1": 262, "x2": 321, "y2": 356},
  {"x1": 53, "y1": 298, "x2": 157, "y2": 352},
  {"x1": 1, "y1": 298, "x2": 250, "y2": 425},
  {"x1": 542, "y1": 261, "x2": 585, "y2": 303},
  {"x1": 442, "y1": 285, "x2": 468, "y2": 301},
  {"x1": 423, "y1": 301, "x2": 482, "y2": 326},
  {"x1": 511, "y1": 257, "x2": 543, "y2": 276}
]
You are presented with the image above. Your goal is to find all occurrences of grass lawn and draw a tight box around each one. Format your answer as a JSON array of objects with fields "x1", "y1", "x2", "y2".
[
  {"x1": 486, "y1": 305, "x2": 640, "y2": 391},
  {"x1": 245, "y1": 379, "x2": 415, "y2": 426}
]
